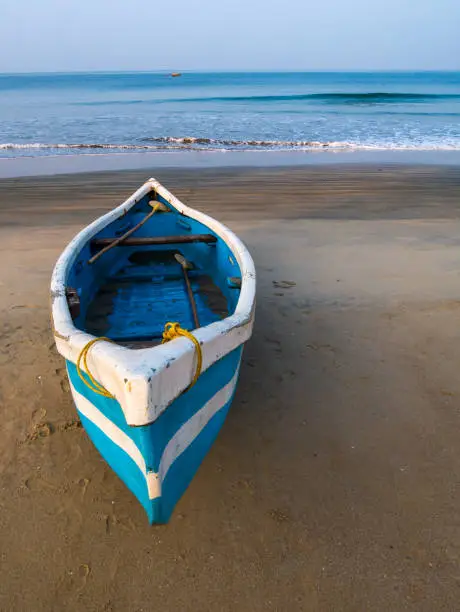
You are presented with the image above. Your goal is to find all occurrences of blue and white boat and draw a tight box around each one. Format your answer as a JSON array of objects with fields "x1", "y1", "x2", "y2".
[{"x1": 51, "y1": 178, "x2": 256, "y2": 523}]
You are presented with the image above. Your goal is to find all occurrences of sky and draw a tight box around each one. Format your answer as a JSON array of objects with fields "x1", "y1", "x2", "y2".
[{"x1": 1, "y1": 0, "x2": 459, "y2": 73}]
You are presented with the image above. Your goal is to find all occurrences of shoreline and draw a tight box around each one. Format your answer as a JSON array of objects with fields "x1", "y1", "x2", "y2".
[
  {"x1": 3, "y1": 164, "x2": 460, "y2": 225},
  {"x1": 1, "y1": 148, "x2": 460, "y2": 179}
]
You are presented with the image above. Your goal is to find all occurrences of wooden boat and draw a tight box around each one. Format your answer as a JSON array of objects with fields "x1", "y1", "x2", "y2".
[{"x1": 51, "y1": 179, "x2": 256, "y2": 523}]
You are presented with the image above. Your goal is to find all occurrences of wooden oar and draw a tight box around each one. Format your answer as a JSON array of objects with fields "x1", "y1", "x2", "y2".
[
  {"x1": 88, "y1": 200, "x2": 169, "y2": 265},
  {"x1": 175, "y1": 253, "x2": 200, "y2": 329}
]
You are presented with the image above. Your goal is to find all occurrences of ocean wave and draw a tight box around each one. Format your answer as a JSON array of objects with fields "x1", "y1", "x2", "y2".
[
  {"x1": 0, "y1": 139, "x2": 338, "y2": 151},
  {"x1": 0, "y1": 136, "x2": 460, "y2": 157},
  {"x1": 141, "y1": 136, "x2": 331, "y2": 147},
  {"x1": 179, "y1": 92, "x2": 460, "y2": 105},
  {"x1": 141, "y1": 136, "x2": 460, "y2": 150},
  {"x1": 76, "y1": 92, "x2": 460, "y2": 107},
  {"x1": 0, "y1": 143, "x2": 155, "y2": 150},
  {"x1": 1, "y1": 139, "x2": 460, "y2": 154},
  {"x1": 305, "y1": 92, "x2": 460, "y2": 103}
]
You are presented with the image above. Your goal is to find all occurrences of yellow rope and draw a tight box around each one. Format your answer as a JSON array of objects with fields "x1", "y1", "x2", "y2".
[
  {"x1": 77, "y1": 322, "x2": 202, "y2": 398},
  {"x1": 76, "y1": 337, "x2": 115, "y2": 399},
  {"x1": 162, "y1": 322, "x2": 202, "y2": 390}
]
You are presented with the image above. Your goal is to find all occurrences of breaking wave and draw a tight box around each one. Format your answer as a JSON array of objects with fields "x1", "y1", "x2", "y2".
[
  {"x1": 1, "y1": 137, "x2": 460, "y2": 155},
  {"x1": 141, "y1": 137, "x2": 333, "y2": 148},
  {"x1": 0, "y1": 143, "x2": 154, "y2": 150}
]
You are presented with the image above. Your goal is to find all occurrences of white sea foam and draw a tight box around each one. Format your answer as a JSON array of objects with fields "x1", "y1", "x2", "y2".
[{"x1": 1, "y1": 139, "x2": 460, "y2": 155}]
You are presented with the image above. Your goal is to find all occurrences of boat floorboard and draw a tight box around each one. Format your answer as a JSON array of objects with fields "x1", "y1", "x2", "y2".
[{"x1": 85, "y1": 250, "x2": 228, "y2": 345}]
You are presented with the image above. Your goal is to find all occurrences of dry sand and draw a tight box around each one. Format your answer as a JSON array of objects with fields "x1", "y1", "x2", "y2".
[{"x1": 1, "y1": 165, "x2": 460, "y2": 610}]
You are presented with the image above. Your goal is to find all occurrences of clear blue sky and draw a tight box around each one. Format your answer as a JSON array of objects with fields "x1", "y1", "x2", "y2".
[{"x1": 1, "y1": 0, "x2": 459, "y2": 73}]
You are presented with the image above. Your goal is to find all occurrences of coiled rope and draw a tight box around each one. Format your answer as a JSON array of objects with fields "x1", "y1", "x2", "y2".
[
  {"x1": 76, "y1": 337, "x2": 115, "y2": 399},
  {"x1": 162, "y1": 322, "x2": 202, "y2": 390},
  {"x1": 76, "y1": 323, "x2": 202, "y2": 398}
]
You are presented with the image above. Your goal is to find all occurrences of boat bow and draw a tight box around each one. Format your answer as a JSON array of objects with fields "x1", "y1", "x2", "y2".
[{"x1": 51, "y1": 178, "x2": 256, "y2": 426}]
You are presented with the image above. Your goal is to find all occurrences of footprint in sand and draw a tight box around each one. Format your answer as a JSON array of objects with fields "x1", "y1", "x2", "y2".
[
  {"x1": 237, "y1": 478, "x2": 255, "y2": 495},
  {"x1": 23, "y1": 421, "x2": 54, "y2": 443},
  {"x1": 268, "y1": 508, "x2": 291, "y2": 523},
  {"x1": 55, "y1": 563, "x2": 91, "y2": 597},
  {"x1": 305, "y1": 343, "x2": 337, "y2": 354},
  {"x1": 275, "y1": 369, "x2": 297, "y2": 384},
  {"x1": 78, "y1": 477, "x2": 90, "y2": 501},
  {"x1": 59, "y1": 419, "x2": 82, "y2": 432},
  {"x1": 22, "y1": 471, "x2": 68, "y2": 495},
  {"x1": 264, "y1": 336, "x2": 282, "y2": 352},
  {"x1": 272, "y1": 280, "x2": 296, "y2": 289}
]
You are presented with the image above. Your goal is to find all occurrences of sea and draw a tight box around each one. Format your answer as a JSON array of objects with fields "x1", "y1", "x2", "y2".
[{"x1": 0, "y1": 71, "x2": 459, "y2": 158}]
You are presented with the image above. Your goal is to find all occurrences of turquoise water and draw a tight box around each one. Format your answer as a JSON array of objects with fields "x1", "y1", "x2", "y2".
[{"x1": 1, "y1": 71, "x2": 459, "y2": 157}]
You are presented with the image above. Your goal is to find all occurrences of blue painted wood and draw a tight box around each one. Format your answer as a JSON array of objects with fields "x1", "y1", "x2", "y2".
[
  {"x1": 85, "y1": 252, "x2": 227, "y2": 340},
  {"x1": 78, "y1": 410, "x2": 153, "y2": 518},
  {"x1": 67, "y1": 346, "x2": 242, "y2": 523},
  {"x1": 64, "y1": 192, "x2": 245, "y2": 523},
  {"x1": 152, "y1": 399, "x2": 234, "y2": 522},
  {"x1": 70, "y1": 195, "x2": 241, "y2": 328}
]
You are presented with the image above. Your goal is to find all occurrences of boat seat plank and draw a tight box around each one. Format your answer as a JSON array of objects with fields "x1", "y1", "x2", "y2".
[{"x1": 91, "y1": 234, "x2": 217, "y2": 248}]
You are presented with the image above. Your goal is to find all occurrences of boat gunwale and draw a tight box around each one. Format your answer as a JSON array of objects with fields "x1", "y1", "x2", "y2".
[{"x1": 50, "y1": 178, "x2": 256, "y2": 426}]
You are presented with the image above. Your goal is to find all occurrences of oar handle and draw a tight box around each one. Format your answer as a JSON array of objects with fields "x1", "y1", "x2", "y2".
[{"x1": 175, "y1": 253, "x2": 200, "y2": 329}]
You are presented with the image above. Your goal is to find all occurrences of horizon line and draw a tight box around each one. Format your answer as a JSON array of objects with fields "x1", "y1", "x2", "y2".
[{"x1": 0, "y1": 68, "x2": 459, "y2": 76}]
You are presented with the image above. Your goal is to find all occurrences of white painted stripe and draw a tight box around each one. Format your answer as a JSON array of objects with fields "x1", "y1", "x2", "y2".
[
  {"x1": 69, "y1": 382, "x2": 162, "y2": 499},
  {"x1": 68, "y1": 366, "x2": 239, "y2": 501},
  {"x1": 158, "y1": 366, "x2": 240, "y2": 481},
  {"x1": 146, "y1": 471, "x2": 161, "y2": 500}
]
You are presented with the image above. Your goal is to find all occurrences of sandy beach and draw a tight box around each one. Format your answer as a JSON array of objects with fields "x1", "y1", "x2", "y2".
[{"x1": 2, "y1": 164, "x2": 460, "y2": 610}]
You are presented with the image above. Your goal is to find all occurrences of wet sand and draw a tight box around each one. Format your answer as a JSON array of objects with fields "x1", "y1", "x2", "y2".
[{"x1": 1, "y1": 165, "x2": 460, "y2": 610}]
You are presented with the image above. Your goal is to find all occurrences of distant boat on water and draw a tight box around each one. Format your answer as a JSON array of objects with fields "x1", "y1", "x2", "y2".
[{"x1": 171, "y1": 72, "x2": 182, "y2": 77}]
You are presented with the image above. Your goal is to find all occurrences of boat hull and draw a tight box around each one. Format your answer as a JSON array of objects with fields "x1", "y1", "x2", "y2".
[
  {"x1": 51, "y1": 178, "x2": 255, "y2": 523},
  {"x1": 67, "y1": 346, "x2": 243, "y2": 523}
]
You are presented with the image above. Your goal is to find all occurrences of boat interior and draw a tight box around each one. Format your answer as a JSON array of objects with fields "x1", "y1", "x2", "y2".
[{"x1": 66, "y1": 190, "x2": 242, "y2": 349}]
